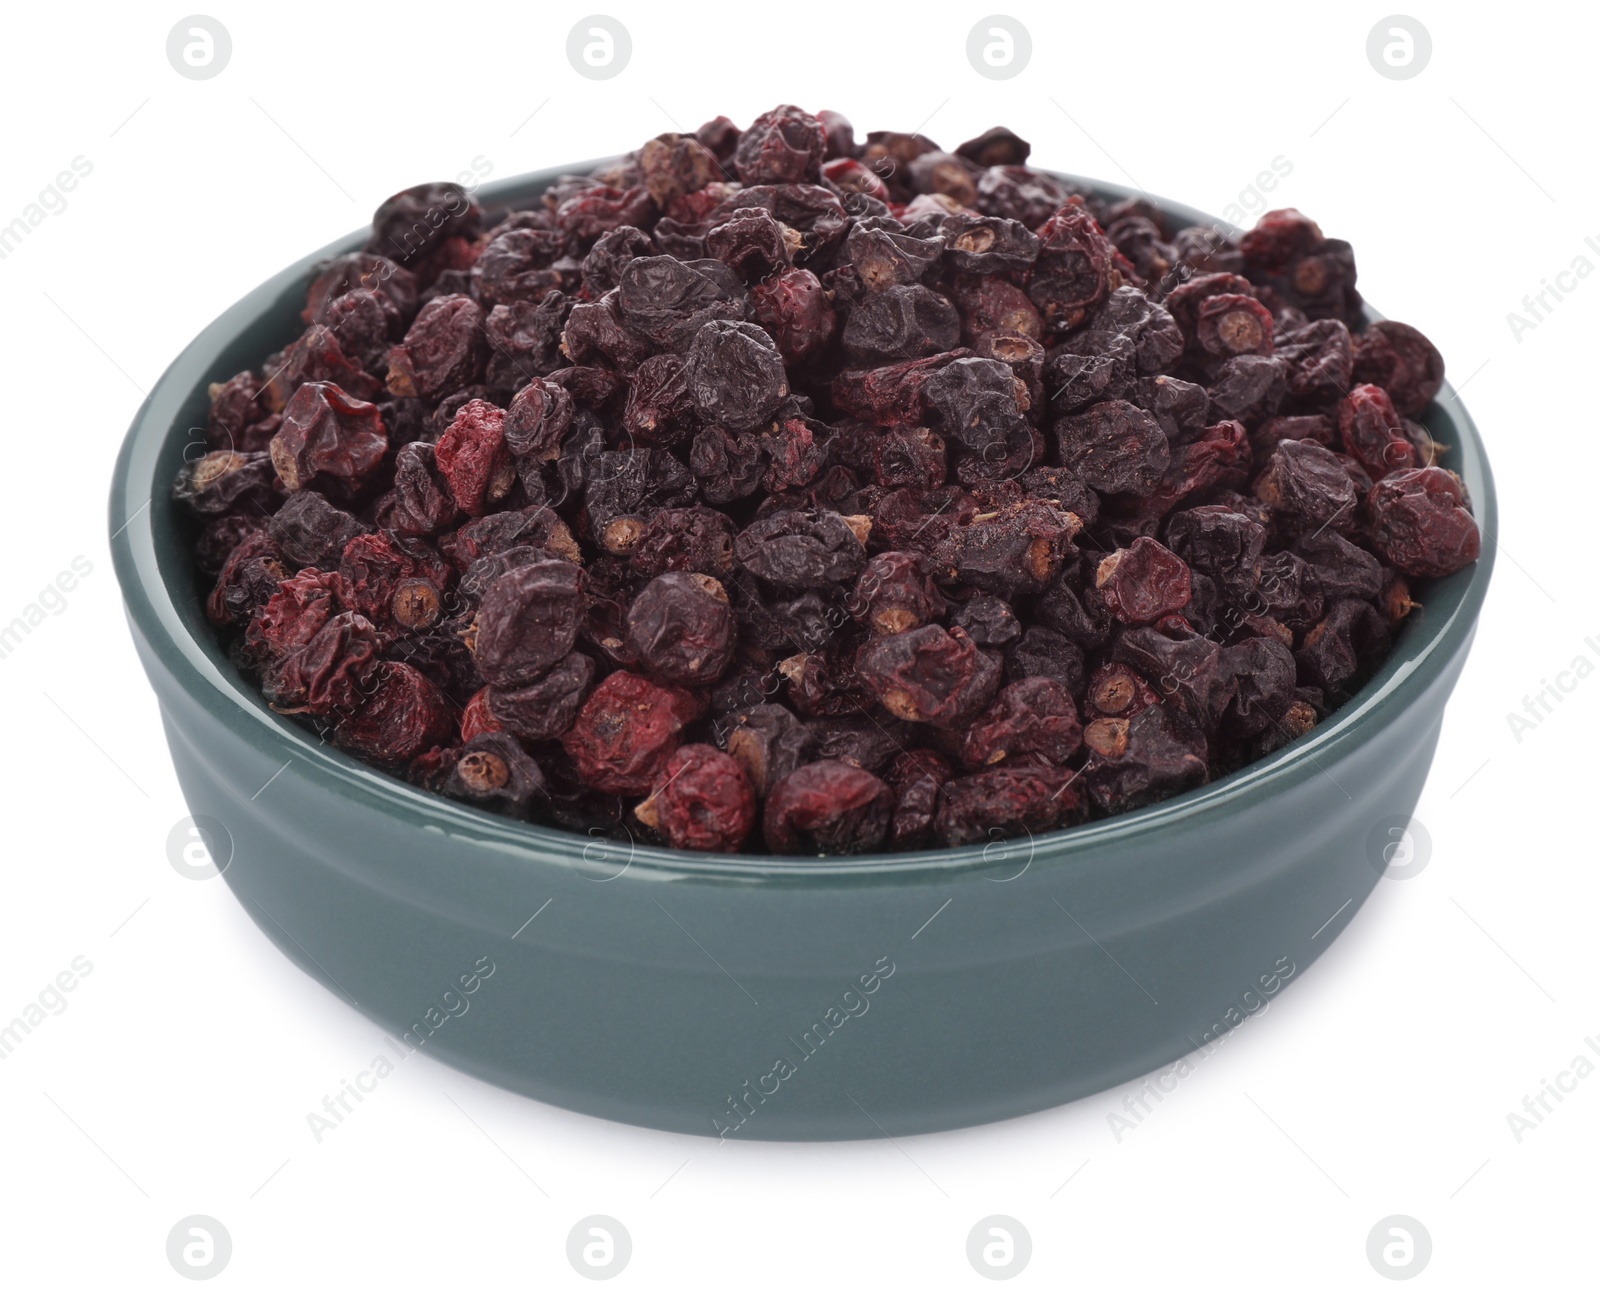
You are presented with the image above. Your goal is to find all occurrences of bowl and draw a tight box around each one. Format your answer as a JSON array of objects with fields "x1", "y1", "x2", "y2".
[{"x1": 109, "y1": 164, "x2": 1495, "y2": 1140}]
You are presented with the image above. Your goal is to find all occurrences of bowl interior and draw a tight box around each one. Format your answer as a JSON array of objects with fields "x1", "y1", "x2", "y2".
[{"x1": 109, "y1": 165, "x2": 1497, "y2": 879}]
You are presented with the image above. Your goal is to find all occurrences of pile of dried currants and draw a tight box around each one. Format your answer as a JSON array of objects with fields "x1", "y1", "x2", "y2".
[{"x1": 177, "y1": 105, "x2": 1481, "y2": 856}]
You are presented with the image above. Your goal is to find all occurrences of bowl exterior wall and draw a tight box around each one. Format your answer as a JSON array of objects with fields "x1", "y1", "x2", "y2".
[{"x1": 135, "y1": 607, "x2": 1465, "y2": 1138}]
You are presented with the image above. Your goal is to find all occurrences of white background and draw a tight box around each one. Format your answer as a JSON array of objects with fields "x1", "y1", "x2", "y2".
[{"x1": 0, "y1": 2, "x2": 1593, "y2": 1289}]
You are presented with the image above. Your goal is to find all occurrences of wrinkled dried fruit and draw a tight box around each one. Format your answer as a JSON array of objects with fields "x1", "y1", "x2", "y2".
[
  {"x1": 184, "y1": 106, "x2": 1476, "y2": 856},
  {"x1": 1365, "y1": 467, "x2": 1481, "y2": 577},
  {"x1": 471, "y1": 560, "x2": 586, "y2": 687},
  {"x1": 625, "y1": 572, "x2": 737, "y2": 685},
  {"x1": 635, "y1": 744, "x2": 756, "y2": 852},
  {"x1": 764, "y1": 760, "x2": 893, "y2": 854},
  {"x1": 562, "y1": 670, "x2": 702, "y2": 794}
]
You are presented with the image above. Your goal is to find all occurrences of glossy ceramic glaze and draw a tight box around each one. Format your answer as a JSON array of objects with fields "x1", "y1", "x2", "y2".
[{"x1": 110, "y1": 165, "x2": 1495, "y2": 1139}]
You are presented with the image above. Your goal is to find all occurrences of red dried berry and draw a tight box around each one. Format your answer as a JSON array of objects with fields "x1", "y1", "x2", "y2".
[
  {"x1": 435, "y1": 398, "x2": 513, "y2": 516},
  {"x1": 269, "y1": 382, "x2": 389, "y2": 495},
  {"x1": 487, "y1": 651, "x2": 596, "y2": 741},
  {"x1": 261, "y1": 325, "x2": 382, "y2": 412},
  {"x1": 687, "y1": 319, "x2": 790, "y2": 431},
  {"x1": 1338, "y1": 384, "x2": 1418, "y2": 482},
  {"x1": 763, "y1": 760, "x2": 894, "y2": 855},
  {"x1": 244, "y1": 567, "x2": 348, "y2": 665},
  {"x1": 855, "y1": 624, "x2": 1001, "y2": 727},
  {"x1": 562, "y1": 670, "x2": 703, "y2": 795},
  {"x1": 1095, "y1": 537, "x2": 1193, "y2": 625},
  {"x1": 750, "y1": 268, "x2": 836, "y2": 361},
  {"x1": 262, "y1": 610, "x2": 383, "y2": 716},
  {"x1": 960, "y1": 677, "x2": 1083, "y2": 769},
  {"x1": 433, "y1": 733, "x2": 547, "y2": 818},
  {"x1": 1365, "y1": 467, "x2": 1481, "y2": 578},
  {"x1": 207, "y1": 531, "x2": 289, "y2": 628},
  {"x1": 886, "y1": 749, "x2": 952, "y2": 849},
  {"x1": 851, "y1": 551, "x2": 948, "y2": 636},
  {"x1": 385, "y1": 295, "x2": 487, "y2": 400},
  {"x1": 460, "y1": 687, "x2": 503, "y2": 742},
  {"x1": 635, "y1": 744, "x2": 757, "y2": 852},
  {"x1": 1081, "y1": 703, "x2": 1208, "y2": 814},
  {"x1": 335, "y1": 663, "x2": 456, "y2": 764},
  {"x1": 1253, "y1": 438, "x2": 1358, "y2": 536},
  {"x1": 1028, "y1": 201, "x2": 1117, "y2": 331},
  {"x1": 733, "y1": 105, "x2": 828, "y2": 185},
  {"x1": 173, "y1": 450, "x2": 279, "y2": 516},
  {"x1": 1053, "y1": 400, "x2": 1170, "y2": 496},
  {"x1": 1196, "y1": 294, "x2": 1276, "y2": 358},
  {"x1": 625, "y1": 573, "x2": 737, "y2": 686},
  {"x1": 1351, "y1": 320, "x2": 1444, "y2": 417},
  {"x1": 338, "y1": 531, "x2": 450, "y2": 629},
  {"x1": 934, "y1": 759, "x2": 1084, "y2": 847}
]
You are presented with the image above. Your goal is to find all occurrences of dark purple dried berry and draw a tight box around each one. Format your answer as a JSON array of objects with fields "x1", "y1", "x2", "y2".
[
  {"x1": 687, "y1": 319, "x2": 789, "y2": 431},
  {"x1": 733, "y1": 105, "x2": 828, "y2": 186},
  {"x1": 269, "y1": 383, "x2": 389, "y2": 496},
  {"x1": 625, "y1": 572, "x2": 736, "y2": 686},
  {"x1": 1365, "y1": 467, "x2": 1481, "y2": 578},
  {"x1": 470, "y1": 559, "x2": 586, "y2": 688},
  {"x1": 1053, "y1": 400, "x2": 1169, "y2": 495},
  {"x1": 736, "y1": 508, "x2": 868, "y2": 589},
  {"x1": 487, "y1": 651, "x2": 596, "y2": 741},
  {"x1": 764, "y1": 760, "x2": 893, "y2": 854},
  {"x1": 855, "y1": 624, "x2": 1001, "y2": 727}
]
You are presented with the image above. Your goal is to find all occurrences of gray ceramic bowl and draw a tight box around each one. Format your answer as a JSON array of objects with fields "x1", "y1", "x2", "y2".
[{"x1": 110, "y1": 165, "x2": 1495, "y2": 1140}]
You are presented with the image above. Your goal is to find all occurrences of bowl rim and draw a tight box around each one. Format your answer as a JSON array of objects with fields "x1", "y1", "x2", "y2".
[{"x1": 109, "y1": 162, "x2": 1497, "y2": 883}]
